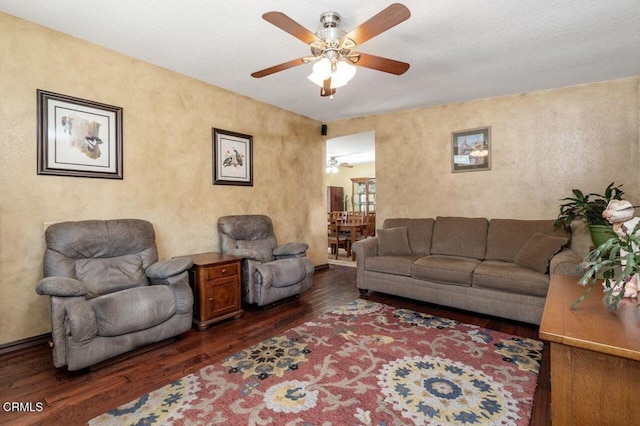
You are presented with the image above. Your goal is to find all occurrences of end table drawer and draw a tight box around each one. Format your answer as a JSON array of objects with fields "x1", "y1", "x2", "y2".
[{"x1": 207, "y1": 263, "x2": 239, "y2": 280}]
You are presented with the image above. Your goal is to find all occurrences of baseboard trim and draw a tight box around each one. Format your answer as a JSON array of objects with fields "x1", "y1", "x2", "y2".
[{"x1": 0, "y1": 333, "x2": 51, "y2": 356}]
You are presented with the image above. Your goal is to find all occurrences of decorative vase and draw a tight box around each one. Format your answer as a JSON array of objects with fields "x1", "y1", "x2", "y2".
[{"x1": 588, "y1": 224, "x2": 616, "y2": 247}]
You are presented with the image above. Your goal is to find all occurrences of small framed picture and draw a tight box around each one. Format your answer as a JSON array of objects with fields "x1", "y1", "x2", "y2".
[
  {"x1": 212, "y1": 128, "x2": 253, "y2": 186},
  {"x1": 451, "y1": 126, "x2": 491, "y2": 173},
  {"x1": 37, "y1": 90, "x2": 123, "y2": 179}
]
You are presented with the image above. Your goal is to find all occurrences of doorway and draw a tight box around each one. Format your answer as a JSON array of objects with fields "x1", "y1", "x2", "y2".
[{"x1": 325, "y1": 130, "x2": 375, "y2": 213}]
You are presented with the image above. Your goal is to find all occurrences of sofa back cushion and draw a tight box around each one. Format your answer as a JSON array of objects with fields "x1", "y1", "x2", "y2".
[
  {"x1": 76, "y1": 255, "x2": 148, "y2": 298},
  {"x1": 515, "y1": 232, "x2": 569, "y2": 273},
  {"x1": 237, "y1": 239, "x2": 275, "y2": 262},
  {"x1": 485, "y1": 219, "x2": 570, "y2": 262},
  {"x1": 383, "y1": 218, "x2": 435, "y2": 254},
  {"x1": 377, "y1": 227, "x2": 412, "y2": 256},
  {"x1": 430, "y1": 217, "x2": 489, "y2": 259}
]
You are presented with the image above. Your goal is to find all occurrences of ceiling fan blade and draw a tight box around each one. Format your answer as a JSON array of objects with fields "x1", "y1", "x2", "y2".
[
  {"x1": 262, "y1": 12, "x2": 319, "y2": 45},
  {"x1": 251, "y1": 57, "x2": 306, "y2": 78},
  {"x1": 321, "y1": 78, "x2": 336, "y2": 97},
  {"x1": 355, "y1": 53, "x2": 410, "y2": 75},
  {"x1": 342, "y1": 3, "x2": 410, "y2": 46}
]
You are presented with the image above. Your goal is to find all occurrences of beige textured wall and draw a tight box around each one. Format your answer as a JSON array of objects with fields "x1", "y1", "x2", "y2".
[
  {"x1": 0, "y1": 13, "x2": 326, "y2": 344},
  {"x1": 328, "y1": 78, "x2": 640, "y2": 226}
]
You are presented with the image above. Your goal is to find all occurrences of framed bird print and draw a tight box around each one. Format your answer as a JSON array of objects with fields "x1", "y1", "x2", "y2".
[
  {"x1": 212, "y1": 128, "x2": 253, "y2": 186},
  {"x1": 37, "y1": 90, "x2": 123, "y2": 179}
]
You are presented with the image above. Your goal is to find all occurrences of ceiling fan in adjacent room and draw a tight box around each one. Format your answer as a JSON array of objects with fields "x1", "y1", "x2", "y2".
[
  {"x1": 251, "y1": 3, "x2": 411, "y2": 97},
  {"x1": 326, "y1": 156, "x2": 355, "y2": 173}
]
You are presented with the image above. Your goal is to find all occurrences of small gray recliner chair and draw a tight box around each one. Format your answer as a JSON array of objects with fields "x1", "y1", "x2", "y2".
[
  {"x1": 217, "y1": 215, "x2": 314, "y2": 306},
  {"x1": 35, "y1": 219, "x2": 194, "y2": 371}
]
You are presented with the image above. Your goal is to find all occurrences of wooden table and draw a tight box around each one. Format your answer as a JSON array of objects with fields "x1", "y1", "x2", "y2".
[
  {"x1": 539, "y1": 274, "x2": 640, "y2": 425},
  {"x1": 176, "y1": 252, "x2": 243, "y2": 331}
]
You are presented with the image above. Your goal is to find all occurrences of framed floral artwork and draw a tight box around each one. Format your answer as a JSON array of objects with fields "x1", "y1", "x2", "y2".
[
  {"x1": 37, "y1": 90, "x2": 123, "y2": 179},
  {"x1": 212, "y1": 128, "x2": 253, "y2": 186}
]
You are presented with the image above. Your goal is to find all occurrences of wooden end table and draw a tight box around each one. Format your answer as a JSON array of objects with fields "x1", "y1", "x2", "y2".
[
  {"x1": 176, "y1": 252, "x2": 243, "y2": 331},
  {"x1": 539, "y1": 274, "x2": 640, "y2": 425}
]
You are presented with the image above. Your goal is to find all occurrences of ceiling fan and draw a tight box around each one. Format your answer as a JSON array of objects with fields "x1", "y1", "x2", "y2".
[
  {"x1": 326, "y1": 156, "x2": 354, "y2": 173},
  {"x1": 328, "y1": 156, "x2": 354, "y2": 168},
  {"x1": 251, "y1": 3, "x2": 411, "y2": 97}
]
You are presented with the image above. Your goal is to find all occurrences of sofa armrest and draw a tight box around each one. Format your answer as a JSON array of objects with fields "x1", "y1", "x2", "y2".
[
  {"x1": 351, "y1": 237, "x2": 379, "y2": 291},
  {"x1": 169, "y1": 277, "x2": 194, "y2": 314},
  {"x1": 146, "y1": 258, "x2": 193, "y2": 280},
  {"x1": 550, "y1": 248, "x2": 584, "y2": 276},
  {"x1": 36, "y1": 276, "x2": 88, "y2": 297},
  {"x1": 352, "y1": 237, "x2": 379, "y2": 260}
]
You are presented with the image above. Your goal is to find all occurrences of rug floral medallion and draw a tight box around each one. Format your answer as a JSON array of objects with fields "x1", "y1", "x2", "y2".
[{"x1": 90, "y1": 300, "x2": 543, "y2": 425}]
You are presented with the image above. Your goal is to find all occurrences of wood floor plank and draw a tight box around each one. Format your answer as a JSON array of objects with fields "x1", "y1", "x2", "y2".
[{"x1": 0, "y1": 265, "x2": 549, "y2": 425}]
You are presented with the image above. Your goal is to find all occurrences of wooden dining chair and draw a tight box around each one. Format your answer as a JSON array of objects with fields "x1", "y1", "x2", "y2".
[
  {"x1": 329, "y1": 211, "x2": 347, "y2": 224},
  {"x1": 347, "y1": 211, "x2": 364, "y2": 224},
  {"x1": 366, "y1": 212, "x2": 376, "y2": 236},
  {"x1": 328, "y1": 213, "x2": 349, "y2": 259}
]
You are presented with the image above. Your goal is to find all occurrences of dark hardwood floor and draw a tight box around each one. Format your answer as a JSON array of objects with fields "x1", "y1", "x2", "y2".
[{"x1": 0, "y1": 265, "x2": 550, "y2": 425}]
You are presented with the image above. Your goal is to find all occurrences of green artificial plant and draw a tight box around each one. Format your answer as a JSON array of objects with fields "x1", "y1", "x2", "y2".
[
  {"x1": 554, "y1": 182, "x2": 624, "y2": 228},
  {"x1": 573, "y1": 224, "x2": 640, "y2": 311}
]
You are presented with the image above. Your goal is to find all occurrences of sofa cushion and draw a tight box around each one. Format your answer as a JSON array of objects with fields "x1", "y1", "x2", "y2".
[
  {"x1": 473, "y1": 261, "x2": 550, "y2": 297},
  {"x1": 411, "y1": 255, "x2": 480, "y2": 286},
  {"x1": 485, "y1": 219, "x2": 570, "y2": 262},
  {"x1": 377, "y1": 226, "x2": 412, "y2": 256},
  {"x1": 94, "y1": 286, "x2": 176, "y2": 337},
  {"x1": 515, "y1": 233, "x2": 569, "y2": 273},
  {"x1": 365, "y1": 254, "x2": 425, "y2": 276},
  {"x1": 383, "y1": 218, "x2": 435, "y2": 254},
  {"x1": 430, "y1": 217, "x2": 488, "y2": 259}
]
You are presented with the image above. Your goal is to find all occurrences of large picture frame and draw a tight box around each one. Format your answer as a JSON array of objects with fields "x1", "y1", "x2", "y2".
[
  {"x1": 37, "y1": 90, "x2": 123, "y2": 179},
  {"x1": 212, "y1": 128, "x2": 253, "y2": 186},
  {"x1": 451, "y1": 126, "x2": 491, "y2": 173}
]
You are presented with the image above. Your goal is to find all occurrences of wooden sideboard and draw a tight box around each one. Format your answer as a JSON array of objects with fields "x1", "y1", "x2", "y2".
[{"x1": 539, "y1": 274, "x2": 640, "y2": 425}]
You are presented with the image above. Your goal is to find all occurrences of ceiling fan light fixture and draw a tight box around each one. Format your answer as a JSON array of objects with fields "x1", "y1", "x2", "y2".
[
  {"x1": 308, "y1": 58, "x2": 356, "y2": 89},
  {"x1": 312, "y1": 57, "x2": 332, "y2": 80},
  {"x1": 326, "y1": 157, "x2": 340, "y2": 174},
  {"x1": 332, "y1": 60, "x2": 357, "y2": 87},
  {"x1": 307, "y1": 71, "x2": 325, "y2": 87}
]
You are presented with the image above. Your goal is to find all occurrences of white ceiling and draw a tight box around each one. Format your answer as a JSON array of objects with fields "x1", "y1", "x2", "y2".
[
  {"x1": 327, "y1": 131, "x2": 376, "y2": 165},
  {"x1": 2, "y1": 0, "x2": 639, "y2": 126}
]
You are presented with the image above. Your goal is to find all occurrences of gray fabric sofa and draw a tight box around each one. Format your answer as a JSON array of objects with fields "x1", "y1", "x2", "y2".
[
  {"x1": 352, "y1": 217, "x2": 587, "y2": 325},
  {"x1": 36, "y1": 219, "x2": 194, "y2": 371}
]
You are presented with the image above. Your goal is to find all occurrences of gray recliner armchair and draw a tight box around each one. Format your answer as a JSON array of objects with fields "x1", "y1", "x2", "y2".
[
  {"x1": 35, "y1": 219, "x2": 194, "y2": 371},
  {"x1": 218, "y1": 215, "x2": 314, "y2": 306}
]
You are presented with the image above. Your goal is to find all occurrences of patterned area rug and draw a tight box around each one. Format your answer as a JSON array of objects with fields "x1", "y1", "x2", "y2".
[{"x1": 90, "y1": 300, "x2": 543, "y2": 425}]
